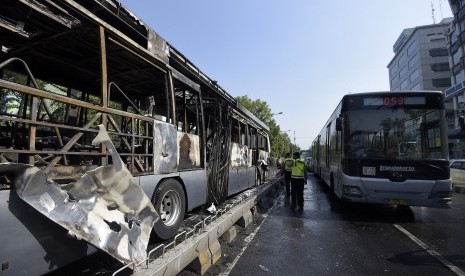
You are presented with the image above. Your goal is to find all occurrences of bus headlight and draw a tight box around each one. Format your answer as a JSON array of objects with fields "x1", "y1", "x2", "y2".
[
  {"x1": 343, "y1": 185, "x2": 362, "y2": 197},
  {"x1": 433, "y1": 191, "x2": 452, "y2": 199}
]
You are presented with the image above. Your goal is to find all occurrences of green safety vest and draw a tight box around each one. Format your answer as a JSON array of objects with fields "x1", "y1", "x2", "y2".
[
  {"x1": 291, "y1": 159, "x2": 305, "y2": 179},
  {"x1": 284, "y1": 158, "x2": 294, "y2": 172}
]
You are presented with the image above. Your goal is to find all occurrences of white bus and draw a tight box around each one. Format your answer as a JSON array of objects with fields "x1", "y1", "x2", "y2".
[
  {"x1": 312, "y1": 91, "x2": 452, "y2": 208},
  {"x1": 0, "y1": 0, "x2": 270, "y2": 274}
]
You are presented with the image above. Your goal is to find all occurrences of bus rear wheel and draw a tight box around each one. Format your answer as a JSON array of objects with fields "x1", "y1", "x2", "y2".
[{"x1": 152, "y1": 179, "x2": 186, "y2": 240}]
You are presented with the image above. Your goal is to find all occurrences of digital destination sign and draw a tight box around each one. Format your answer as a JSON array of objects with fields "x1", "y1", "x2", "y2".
[{"x1": 363, "y1": 96, "x2": 426, "y2": 106}]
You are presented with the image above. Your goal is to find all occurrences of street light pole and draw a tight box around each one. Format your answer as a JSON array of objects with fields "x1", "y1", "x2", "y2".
[{"x1": 293, "y1": 131, "x2": 296, "y2": 153}]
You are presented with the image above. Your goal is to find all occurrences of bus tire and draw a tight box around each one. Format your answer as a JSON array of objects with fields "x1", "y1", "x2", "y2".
[{"x1": 152, "y1": 179, "x2": 186, "y2": 240}]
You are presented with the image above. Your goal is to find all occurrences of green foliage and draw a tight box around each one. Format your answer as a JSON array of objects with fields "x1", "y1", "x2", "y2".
[
  {"x1": 236, "y1": 95, "x2": 293, "y2": 158},
  {"x1": 236, "y1": 95, "x2": 274, "y2": 125}
]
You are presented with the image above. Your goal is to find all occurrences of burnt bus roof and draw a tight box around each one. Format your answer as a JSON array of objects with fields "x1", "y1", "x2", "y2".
[
  {"x1": 236, "y1": 102, "x2": 270, "y2": 133},
  {"x1": 1, "y1": 0, "x2": 164, "y2": 99},
  {"x1": 0, "y1": 0, "x2": 269, "y2": 132}
]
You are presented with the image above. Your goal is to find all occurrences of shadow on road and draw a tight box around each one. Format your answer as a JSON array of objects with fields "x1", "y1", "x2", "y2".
[
  {"x1": 273, "y1": 173, "x2": 417, "y2": 225},
  {"x1": 387, "y1": 249, "x2": 465, "y2": 269}
]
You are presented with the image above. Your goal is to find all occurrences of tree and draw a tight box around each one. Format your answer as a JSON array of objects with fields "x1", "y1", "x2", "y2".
[
  {"x1": 236, "y1": 95, "x2": 292, "y2": 158},
  {"x1": 236, "y1": 95, "x2": 274, "y2": 124}
]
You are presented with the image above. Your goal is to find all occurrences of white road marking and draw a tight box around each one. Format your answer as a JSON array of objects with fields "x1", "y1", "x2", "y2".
[
  {"x1": 220, "y1": 191, "x2": 283, "y2": 276},
  {"x1": 393, "y1": 224, "x2": 465, "y2": 276}
]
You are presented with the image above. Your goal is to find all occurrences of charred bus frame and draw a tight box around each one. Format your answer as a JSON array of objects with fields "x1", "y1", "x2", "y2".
[{"x1": 0, "y1": 0, "x2": 270, "y2": 275}]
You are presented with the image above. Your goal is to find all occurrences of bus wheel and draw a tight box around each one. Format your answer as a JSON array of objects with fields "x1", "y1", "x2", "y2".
[{"x1": 152, "y1": 179, "x2": 186, "y2": 240}]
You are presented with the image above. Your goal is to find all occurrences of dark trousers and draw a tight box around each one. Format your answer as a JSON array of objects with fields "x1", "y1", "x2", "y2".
[
  {"x1": 291, "y1": 178, "x2": 305, "y2": 209},
  {"x1": 284, "y1": 171, "x2": 291, "y2": 197}
]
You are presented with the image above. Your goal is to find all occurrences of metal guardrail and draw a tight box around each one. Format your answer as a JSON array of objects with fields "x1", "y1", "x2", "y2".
[
  {"x1": 112, "y1": 175, "x2": 281, "y2": 276},
  {"x1": 112, "y1": 203, "x2": 240, "y2": 276}
]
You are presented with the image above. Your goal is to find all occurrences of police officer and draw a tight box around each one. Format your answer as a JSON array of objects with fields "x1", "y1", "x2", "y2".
[
  {"x1": 291, "y1": 151, "x2": 307, "y2": 211},
  {"x1": 282, "y1": 152, "x2": 294, "y2": 198}
]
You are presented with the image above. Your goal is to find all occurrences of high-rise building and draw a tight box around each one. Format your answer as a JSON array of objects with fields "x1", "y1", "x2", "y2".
[
  {"x1": 445, "y1": 1, "x2": 465, "y2": 158},
  {"x1": 445, "y1": 1, "x2": 465, "y2": 120},
  {"x1": 446, "y1": 1, "x2": 465, "y2": 99},
  {"x1": 388, "y1": 18, "x2": 453, "y2": 92}
]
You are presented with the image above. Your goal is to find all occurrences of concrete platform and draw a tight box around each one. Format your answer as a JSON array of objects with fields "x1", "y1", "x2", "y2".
[{"x1": 135, "y1": 175, "x2": 283, "y2": 276}]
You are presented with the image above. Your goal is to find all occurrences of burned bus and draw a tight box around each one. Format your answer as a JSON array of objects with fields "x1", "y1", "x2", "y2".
[{"x1": 0, "y1": 0, "x2": 270, "y2": 274}]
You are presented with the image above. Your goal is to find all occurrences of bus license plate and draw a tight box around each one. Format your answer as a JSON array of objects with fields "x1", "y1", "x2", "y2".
[{"x1": 388, "y1": 199, "x2": 410, "y2": 205}]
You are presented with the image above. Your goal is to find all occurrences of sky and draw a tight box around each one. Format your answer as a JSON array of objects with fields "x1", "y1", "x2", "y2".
[{"x1": 119, "y1": 0, "x2": 452, "y2": 150}]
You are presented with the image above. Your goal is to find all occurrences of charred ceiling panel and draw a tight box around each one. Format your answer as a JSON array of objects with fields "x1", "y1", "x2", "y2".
[
  {"x1": 0, "y1": 125, "x2": 158, "y2": 264},
  {"x1": 148, "y1": 29, "x2": 169, "y2": 64},
  {"x1": 73, "y1": 0, "x2": 154, "y2": 50},
  {"x1": 230, "y1": 143, "x2": 249, "y2": 169},
  {"x1": 177, "y1": 133, "x2": 201, "y2": 170},
  {"x1": 153, "y1": 120, "x2": 178, "y2": 174},
  {"x1": 171, "y1": 67, "x2": 201, "y2": 92},
  {"x1": 8, "y1": 0, "x2": 80, "y2": 29},
  {"x1": 0, "y1": 0, "x2": 81, "y2": 57}
]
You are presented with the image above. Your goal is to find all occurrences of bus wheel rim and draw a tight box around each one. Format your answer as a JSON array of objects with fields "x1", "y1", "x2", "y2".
[{"x1": 160, "y1": 190, "x2": 181, "y2": 226}]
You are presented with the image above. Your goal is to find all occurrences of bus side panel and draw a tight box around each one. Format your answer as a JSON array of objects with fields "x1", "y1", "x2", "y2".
[
  {"x1": 312, "y1": 137, "x2": 320, "y2": 176},
  {"x1": 321, "y1": 166, "x2": 331, "y2": 187},
  {"x1": 228, "y1": 168, "x2": 251, "y2": 195},
  {"x1": 329, "y1": 117, "x2": 343, "y2": 198},
  {"x1": 138, "y1": 170, "x2": 207, "y2": 212},
  {"x1": 228, "y1": 143, "x2": 251, "y2": 195},
  {"x1": 177, "y1": 133, "x2": 202, "y2": 170},
  {"x1": 0, "y1": 190, "x2": 96, "y2": 276},
  {"x1": 319, "y1": 127, "x2": 330, "y2": 186},
  {"x1": 154, "y1": 121, "x2": 178, "y2": 174},
  {"x1": 247, "y1": 149, "x2": 256, "y2": 187},
  {"x1": 179, "y1": 170, "x2": 208, "y2": 211}
]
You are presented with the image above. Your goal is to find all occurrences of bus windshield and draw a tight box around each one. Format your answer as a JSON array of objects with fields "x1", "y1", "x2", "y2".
[{"x1": 345, "y1": 107, "x2": 446, "y2": 160}]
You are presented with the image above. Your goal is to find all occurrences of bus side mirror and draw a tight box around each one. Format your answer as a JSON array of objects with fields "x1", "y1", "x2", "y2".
[{"x1": 336, "y1": 117, "x2": 342, "y2": 131}]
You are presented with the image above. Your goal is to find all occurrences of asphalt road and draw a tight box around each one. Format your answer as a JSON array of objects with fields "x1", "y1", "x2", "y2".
[
  {"x1": 227, "y1": 173, "x2": 465, "y2": 276},
  {"x1": 47, "y1": 172, "x2": 465, "y2": 276}
]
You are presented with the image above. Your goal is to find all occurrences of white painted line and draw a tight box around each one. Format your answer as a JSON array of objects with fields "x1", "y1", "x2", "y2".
[
  {"x1": 219, "y1": 191, "x2": 283, "y2": 276},
  {"x1": 393, "y1": 224, "x2": 465, "y2": 276}
]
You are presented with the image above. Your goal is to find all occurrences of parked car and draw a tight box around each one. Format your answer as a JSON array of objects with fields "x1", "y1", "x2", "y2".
[{"x1": 450, "y1": 159, "x2": 465, "y2": 187}]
